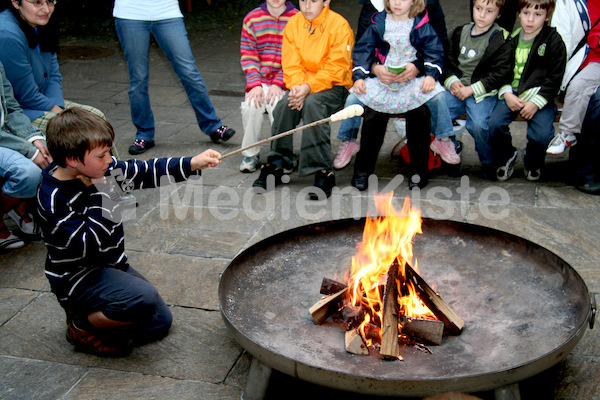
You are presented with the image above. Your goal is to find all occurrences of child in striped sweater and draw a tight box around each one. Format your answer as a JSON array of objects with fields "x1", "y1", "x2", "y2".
[
  {"x1": 239, "y1": 0, "x2": 298, "y2": 173},
  {"x1": 36, "y1": 108, "x2": 221, "y2": 356}
]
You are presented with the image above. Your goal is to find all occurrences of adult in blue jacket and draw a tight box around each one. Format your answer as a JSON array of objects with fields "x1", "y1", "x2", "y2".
[{"x1": 0, "y1": 1, "x2": 105, "y2": 133}]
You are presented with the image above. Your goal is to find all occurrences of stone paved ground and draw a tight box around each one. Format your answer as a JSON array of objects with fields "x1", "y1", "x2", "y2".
[{"x1": 1, "y1": 1, "x2": 598, "y2": 399}]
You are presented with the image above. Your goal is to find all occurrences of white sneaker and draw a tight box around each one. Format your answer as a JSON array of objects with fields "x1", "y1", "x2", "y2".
[
  {"x1": 240, "y1": 156, "x2": 259, "y2": 173},
  {"x1": 6, "y1": 209, "x2": 39, "y2": 237},
  {"x1": 525, "y1": 168, "x2": 541, "y2": 181},
  {"x1": 0, "y1": 230, "x2": 25, "y2": 251},
  {"x1": 547, "y1": 132, "x2": 577, "y2": 155}
]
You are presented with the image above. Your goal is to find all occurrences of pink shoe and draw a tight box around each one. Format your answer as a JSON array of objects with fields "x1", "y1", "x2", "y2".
[
  {"x1": 430, "y1": 138, "x2": 460, "y2": 165},
  {"x1": 333, "y1": 141, "x2": 360, "y2": 169}
]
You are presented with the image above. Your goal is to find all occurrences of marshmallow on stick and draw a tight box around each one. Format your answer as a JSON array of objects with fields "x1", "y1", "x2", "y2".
[{"x1": 218, "y1": 105, "x2": 364, "y2": 160}]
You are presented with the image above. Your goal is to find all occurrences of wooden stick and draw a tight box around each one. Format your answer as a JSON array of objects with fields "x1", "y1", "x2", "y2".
[
  {"x1": 404, "y1": 262, "x2": 465, "y2": 335},
  {"x1": 217, "y1": 104, "x2": 364, "y2": 160},
  {"x1": 345, "y1": 329, "x2": 369, "y2": 355},
  {"x1": 320, "y1": 277, "x2": 348, "y2": 295},
  {"x1": 380, "y1": 260, "x2": 401, "y2": 360},
  {"x1": 309, "y1": 287, "x2": 348, "y2": 325}
]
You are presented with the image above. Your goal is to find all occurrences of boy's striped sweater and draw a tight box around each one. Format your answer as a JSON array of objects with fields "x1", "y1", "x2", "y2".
[{"x1": 240, "y1": 2, "x2": 298, "y2": 92}]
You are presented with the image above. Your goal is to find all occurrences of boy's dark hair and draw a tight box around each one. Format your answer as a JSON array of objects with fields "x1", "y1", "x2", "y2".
[
  {"x1": 518, "y1": 0, "x2": 555, "y2": 20},
  {"x1": 483, "y1": 0, "x2": 506, "y2": 13},
  {"x1": 46, "y1": 108, "x2": 114, "y2": 168}
]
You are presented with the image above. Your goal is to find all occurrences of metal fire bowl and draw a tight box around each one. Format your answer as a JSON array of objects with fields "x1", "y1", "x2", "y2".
[{"x1": 219, "y1": 218, "x2": 592, "y2": 396}]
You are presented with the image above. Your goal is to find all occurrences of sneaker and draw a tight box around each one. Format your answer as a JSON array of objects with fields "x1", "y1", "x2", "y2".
[
  {"x1": 0, "y1": 229, "x2": 25, "y2": 251},
  {"x1": 252, "y1": 163, "x2": 285, "y2": 191},
  {"x1": 547, "y1": 131, "x2": 577, "y2": 155},
  {"x1": 128, "y1": 139, "x2": 155, "y2": 155},
  {"x1": 333, "y1": 141, "x2": 360, "y2": 170},
  {"x1": 283, "y1": 155, "x2": 298, "y2": 174},
  {"x1": 66, "y1": 322, "x2": 132, "y2": 356},
  {"x1": 240, "y1": 156, "x2": 259, "y2": 173},
  {"x1": 309, "y1": 170, "x2": 335, "y2": 200},
  {"x1": 210, "y1": 125, "x2": 236, "y2": 143},
  {"x1": 351, "y1": 171, "x2": 369, "y2": 191},
  {"x1": 6, "y1": 209, "x2": 40, "y2": 238},
  {"x1": 496, "y1": 149, "x2": 519, "y2": 181},
  {"x1": 430, "y1": 138, "x2": 461, "y2": 165},
  {"x1": 525, "y1": 168, "x2": 541, "y2": 181}
]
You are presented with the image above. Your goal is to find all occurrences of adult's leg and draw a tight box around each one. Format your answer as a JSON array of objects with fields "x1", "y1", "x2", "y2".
[
  {"x1": 115, "y1": 18, "x2": 155, "y2": 142},
  {"x1": 354, "y1": 107, "x2": 390, "y2": 175},
  {"x1": 298, "y1": 86, "x2": 348, "y2": 175},
  {"x1": 523, "y1": 104, "x2": 557, "y2": 172},
  {"x1": 152, "y1": 18, "x2": 222, "y2": 135},
  {"x1": 0, "y1": 148, "x2": 42, "y2": 200}
]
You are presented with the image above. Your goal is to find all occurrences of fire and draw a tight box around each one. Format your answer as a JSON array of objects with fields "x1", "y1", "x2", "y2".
[{"x1": 346, "y1": 194, "x2": 436, "y2": 345}]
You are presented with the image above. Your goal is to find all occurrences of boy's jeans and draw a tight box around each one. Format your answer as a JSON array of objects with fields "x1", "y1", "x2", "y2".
[
  {"x1": 444, "y1": 92, "x2": 497, "y2": 165},
  {"x1": 489, "y1": 99, "x2": 557, "y2": 171},
  {"x1": 115, "y1": 18, "x2": 222, "y2": 142}
]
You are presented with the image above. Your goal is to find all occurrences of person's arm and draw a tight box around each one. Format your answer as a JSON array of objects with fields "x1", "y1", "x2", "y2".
[
  {"x1": 0, "y1": 32, "x2": 63, "y2": 113},
  {"x1": 412, "y1": 20, "x2": 444, "y2": 81},
  {"x1": 240, "y1": 17, "x2": 264, "y2": 93}
]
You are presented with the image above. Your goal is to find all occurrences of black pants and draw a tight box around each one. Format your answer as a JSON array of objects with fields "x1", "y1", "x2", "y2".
[{"x1": 354, "y1": 105, "x2": 431, "y2": 177}]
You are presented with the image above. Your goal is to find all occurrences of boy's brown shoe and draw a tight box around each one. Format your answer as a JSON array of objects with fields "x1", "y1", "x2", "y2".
[{"x1": 66, "y1": 322, "x2": 132, "y2": 357}]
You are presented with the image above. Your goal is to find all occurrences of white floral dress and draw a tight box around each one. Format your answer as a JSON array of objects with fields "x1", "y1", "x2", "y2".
[{"x1": 353, "y1": 15, "x2": 444, "y2": 114}]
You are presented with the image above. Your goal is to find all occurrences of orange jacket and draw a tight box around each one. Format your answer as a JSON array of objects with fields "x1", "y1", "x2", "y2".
[{"x1": 282, "y1": 6, "x2": 354, "y2": 93}]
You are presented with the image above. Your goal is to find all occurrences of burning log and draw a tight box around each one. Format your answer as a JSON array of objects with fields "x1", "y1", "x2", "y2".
[
  {"x1": 309, "y1": 288, "x2": 348, "y2": 325},
  {"x1": 345, "y1": 329, "x2": 369, "y2": 355},
  {"x1": 404, "y1": 262, "x2": 465, "y2": 335},
  {"x1": 320, "y1": 277, "x2": 348, "y2": 295},
  {"x1": 400, "y1": 315, "x2": 444, "y2": 345},
  {"x1": 380, "y1": 260, "x2": 401, "y2": 360}
]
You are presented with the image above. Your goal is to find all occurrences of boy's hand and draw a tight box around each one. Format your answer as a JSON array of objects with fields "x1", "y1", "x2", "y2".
[
  {"x1": 266, "y1": 85, "x2": 284, "y2": 106},
  {"x1": 352, "y1": 79, "x2": 367, "y2": 94},
  {"x1": 504, "y1": 92, "x2": 525, "y2": 112},
  {"x1": 455, "y1": 85, "x2": 474, "y2": 101},
  {"x1": 246, "y1": 87, "x2": 265, "y2": 108},
  {"x1": 191, "y1": 149, "x2": 222, "y2": 171},
  {"x1": 519, "y1": 101, "x2": 539, "y2": 120},
  {"x1": 450, "y1": 81, "x2": 464, "y2": 97},
  {"x1": 420, "y1": 76, "x2": 435, "y2": 93}
]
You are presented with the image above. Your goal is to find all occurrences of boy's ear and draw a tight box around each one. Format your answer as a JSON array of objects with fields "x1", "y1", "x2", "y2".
[{"x1": 65, "y1": 156, "x2": 80, "y2": 169}]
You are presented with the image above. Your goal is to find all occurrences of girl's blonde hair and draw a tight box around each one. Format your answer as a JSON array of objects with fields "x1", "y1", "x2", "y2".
[{"x1": 385, "y1": 0, "x2": 426, "y2": 19}]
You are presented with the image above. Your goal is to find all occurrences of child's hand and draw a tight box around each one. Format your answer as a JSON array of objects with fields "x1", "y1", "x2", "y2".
[
  {"x1": 420, "y1": 76, "x2": 435, "y2": 93},
  {"x1": 191, "y1": 149, "x2": 222, "y2": 171},
  {"x1": 519, "y1": 101, "x2": 539, "y2": 120},
  {"x1": 246, "y1": 86, "x2": 264, "y2": 108},
  {"x1": 504, "y1": 92, "x2": 525, "y2": 112},
  {"x1": 266, "y1": 85, "x2": 284, "y2": 106},
  {"x1": 352, "y1": 79, "x2": 367, "y2": 94},
  {"x1": 288, "y1": 84, "x2": 310, "y2": 111},
  {"x1": 395, "y1": 63, "x2": 418, "y2": 83},
  {"x1": 372, "y1": 64, "x2": 398, "y2": 85},
  {"x1": 455, "y1": 85, "x2": 474, "y2": 101},
  {"x1": 450, "y1": 81, "x2": 464, "y2": 97}
]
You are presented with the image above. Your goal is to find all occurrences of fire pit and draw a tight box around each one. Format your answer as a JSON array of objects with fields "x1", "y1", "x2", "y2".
[{"x1": 219, "y1": 208, "x2": 594, "y2": 399}]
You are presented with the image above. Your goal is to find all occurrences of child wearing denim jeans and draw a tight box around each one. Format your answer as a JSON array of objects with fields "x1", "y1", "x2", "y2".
[
  {"x1": 440, "y1": 0, "x2": 512, "y2": 179},
  {"x1": 487, "y1": 0, "x2": 566, "y2": 181}
]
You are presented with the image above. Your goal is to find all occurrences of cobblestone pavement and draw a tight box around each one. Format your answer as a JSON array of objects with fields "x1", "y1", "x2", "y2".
[{"x1": 1, "y1": 1, "x2": 598, "y2": 399}]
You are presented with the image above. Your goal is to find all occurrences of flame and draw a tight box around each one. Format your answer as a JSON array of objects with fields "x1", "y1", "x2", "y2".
[{"x1": 346, "y1": 194, "x2": 436, "y2": 341}]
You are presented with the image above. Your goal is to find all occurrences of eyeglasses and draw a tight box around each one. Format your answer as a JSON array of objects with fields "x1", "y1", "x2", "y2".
[{"x1": 23, "y1": 0, "x2": 57, "y2": 7}]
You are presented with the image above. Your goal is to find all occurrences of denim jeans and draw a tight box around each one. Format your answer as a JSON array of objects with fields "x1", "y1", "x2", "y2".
[
  {"x1": 336, "y1": 92, "x2": 363, "y2": 141},
  {"x1": 0, "y1": 147, "x2": 42, "y2": 198},
  {"x1": 115, "y1": 18, "x2": 222, "y2": 142},
  {"x1": 427, "y1": 91, "x2": 454, "y2": 140},
  {"x1": 488, "y1": 98, "x2": 557, "y2": 170},
  {"x1": 444, "y1": 92, "x2": 497, "y2": 165}
]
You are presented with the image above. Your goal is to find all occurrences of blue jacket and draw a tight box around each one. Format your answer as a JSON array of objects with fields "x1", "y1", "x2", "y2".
[
  {"x1": 0, "y1": 9, "x2": 64, "y2": 121},
  {"x1": 352, "y1": 10, "x2": 445, "y2": 82},
  {"x1": 0, "y1": 61, "x2": 45, "y2": 160}
]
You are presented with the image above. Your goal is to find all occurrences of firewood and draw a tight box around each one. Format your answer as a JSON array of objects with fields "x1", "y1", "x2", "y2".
[
  {"x1": 320, "y1": 277, "x2": 348, "y2": 295},
  {"x1": 404, "y1": 263, "x2": 465, "y2": 335},
  {"x1": 309, "y1": 288, "x2": 348, "y2": 325},
  {"x1": 380, "y1": 260, "x2": 401, "y2": 360},
  {"x1": 345, "y1": 329, "x2": 369, "y2": 355},
  {"x1": 400, "y1": 315, "x2": 444, "y2": 345}
]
